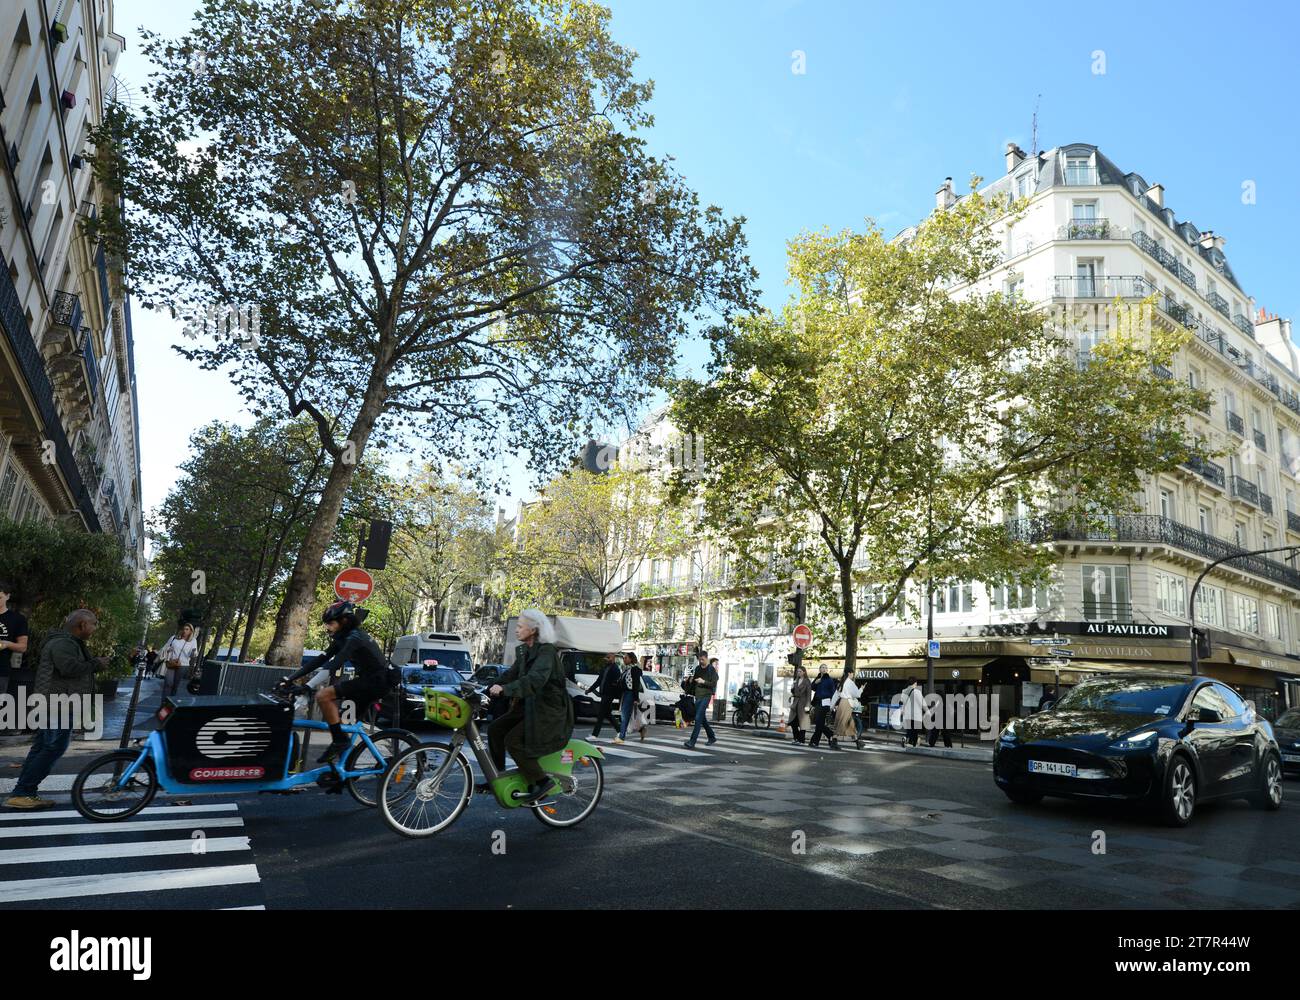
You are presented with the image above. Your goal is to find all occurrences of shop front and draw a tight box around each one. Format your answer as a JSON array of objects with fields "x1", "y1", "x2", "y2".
[
  {"x1": 644, "y1": 642, "x2": 698, "y2": 680},
  {"x1": 716, "y1": 637, "x2": 779, "y2": 715}
]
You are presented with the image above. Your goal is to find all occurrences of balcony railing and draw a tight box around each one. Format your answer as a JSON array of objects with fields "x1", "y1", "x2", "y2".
[
  {"x1": 1082, "y1": 601, "x2": 1134, "y2": 624},
  {"x1": 1233, "y1": 313, "x2": 1254, "y2": 337},
  {"x1": 1183, "y1": 455, "x2": 1225, "y2": 488},
  {"x1": 1288, "y1": 511, "x2": 1300, "y2": 534},
  {"x1": 1006, "y1": 515, "x2": 1300, "y2": 590},
  {"x1": 1231, "y1": 476, "x2": 1260, "y2": 506},
  {"x1": 1261, "y1": 492, "x2": 1274, "y2": 516},
  {"x1": 1063, "y1": 166, "x2": 1099, "y2": 185},
  {"x1": 1059, "y1": 218, "x2": 1111, "y2": 240},
  {"x1": 1162, "y1": 296, "x2": 1195, "y2": 328},
  {"x1": 1152, "y1": 363, "x2": 1172, "y2": 380},
  {"x1": 1052, "y1": 275, "x2": 1155, "y2": 299},
  {"x1": 1254, "y1": 429, "x2": 1267, "y2": 451},
  {"x1": 1206, "y1": 289, "x2": 1230, "y2": 318},
  {"x1": 1226, "y1": 411, "x2": 1244, "y2": 435}
]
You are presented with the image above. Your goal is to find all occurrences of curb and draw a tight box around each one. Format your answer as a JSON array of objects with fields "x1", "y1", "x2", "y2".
[{"x1": 742, "y1": 726, "x2": 993, "y2": 763}]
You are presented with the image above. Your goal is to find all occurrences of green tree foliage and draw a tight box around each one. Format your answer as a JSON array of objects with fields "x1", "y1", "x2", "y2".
[
  {"x1": 670, "y1": 185, "x2": 1214, "y2": 674},
  {"x1": 90, "y1": 0, "x2": 756, "y2": 663}
]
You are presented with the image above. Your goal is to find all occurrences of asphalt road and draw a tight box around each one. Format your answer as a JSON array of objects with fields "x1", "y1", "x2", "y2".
[{"x1": 3, "y1": 719, "x2": 1298, "y2": 909}]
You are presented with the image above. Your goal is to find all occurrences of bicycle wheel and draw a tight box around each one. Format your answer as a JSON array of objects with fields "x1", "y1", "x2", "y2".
[
  {"x1": 378, "y1": 743, "x2": 472, "y2": 838},
  {"x1": 72, "y1": 750, "x2": 158, "y2": 821},
  {"x1": 532, "y1": 754, "x2": 603, "y2": 829},
  {"x1": 730, "y1": 708, "x2": 744, "y2": 728},
  {"x1": 756, "y1": 710, "x2": 770, "y2": 729},
  {"x1": 343, "y1": 728, "x2": 423, "y2": 807}
]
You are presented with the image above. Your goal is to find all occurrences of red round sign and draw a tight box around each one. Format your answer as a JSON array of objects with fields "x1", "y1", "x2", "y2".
[
  {"x1": 793, "y1": 624, "x2": 812, "y2": 649},
  {"x1": 333, "y1": 567, "x2": 374, "y2": 602}
]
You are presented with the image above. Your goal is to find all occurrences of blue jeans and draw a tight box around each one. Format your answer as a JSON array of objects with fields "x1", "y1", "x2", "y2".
[
  {"x1": 618, "y1": 691, "x2": 635, "y2": 738},
  {"x1": 14, "y1": 728, "x2": 73, "y2": 796},
  {"x1": 687, "y1": 695, "x2": 715, "y2": 745}
]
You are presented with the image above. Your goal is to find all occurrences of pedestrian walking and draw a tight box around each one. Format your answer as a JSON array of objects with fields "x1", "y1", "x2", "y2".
[
  {"x1": 485, "y1": 609, "x2": 575, "y2": 804},
  {"x1": 622, "y1": 652, "x2": 654, "y2": 741},
  {"x1": 899, "y1": 676, "x2": 926, "y2": 747},
  {"x1": 586, "y1": 652, "x2": 623, "y2": 738},
  {"x1": 832, "y1": 669, "x2": 862, "y2": 746},
  {"x1": 787, "y1": 664, "x2": 812, "y2": 744},
  {"x1": 808, "y1": 665, "x2": 839, "y2": 749},
  {"x1": 0, "y1": 579, "x2": 29, "y2": 701},
  {"x1": 144, "y1": 645, "x2": 158, "y2": 676},
  {"x1": 4, "y1": 609, "x2": 106, "y2": 810},
  {"x1": 614, "y1": 652, "x2": 644, "y2": 743},
  {"x1": 158, "y1": 624, "x2": 198, "y2": 696},
  {"x1": 683, "y1": 653, "x2": 718, "y2": 748}
]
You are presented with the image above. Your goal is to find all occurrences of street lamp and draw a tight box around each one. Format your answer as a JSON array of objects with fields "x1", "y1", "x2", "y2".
[{"x1": 1187, "y1": 544, "x2": 1300, "y2": 676}]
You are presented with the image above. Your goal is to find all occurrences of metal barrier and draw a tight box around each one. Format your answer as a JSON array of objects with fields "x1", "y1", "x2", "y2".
[{"x1": 215, "y1": 660, "x2": 295, "y2": 696}]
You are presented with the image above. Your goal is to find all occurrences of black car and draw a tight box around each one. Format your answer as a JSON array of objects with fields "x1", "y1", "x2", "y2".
[
  {"x1": 993, "y1": 673, "x2": 1284, "y2": 827},
  {"x1": 1274, "y1": 708, "x2": 1300, "y2": 777}
]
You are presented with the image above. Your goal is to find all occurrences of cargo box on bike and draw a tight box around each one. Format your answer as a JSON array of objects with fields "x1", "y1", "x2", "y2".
[{"x1": 156, "y1": 694, "x2": 294, "y2": 785}]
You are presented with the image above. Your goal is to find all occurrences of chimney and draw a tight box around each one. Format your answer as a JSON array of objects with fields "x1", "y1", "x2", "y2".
[
  {"x1": 1005, "y1": 142, "x2": 1026, "y2": 173},
  {"x1": 1198, "y1": 230, "x2": 1216, "y2": 251},
  {"x1": 935, "y1": 177, "x2": 956, "y2": 211},
  {"x1": 1146, "y1": 184, "x2": 1164, "y2": 208}
]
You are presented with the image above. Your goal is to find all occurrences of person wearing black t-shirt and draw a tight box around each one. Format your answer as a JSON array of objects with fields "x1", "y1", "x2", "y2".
[{"x1": 0, "y1": 580, "x2": 30, "y2": 700}]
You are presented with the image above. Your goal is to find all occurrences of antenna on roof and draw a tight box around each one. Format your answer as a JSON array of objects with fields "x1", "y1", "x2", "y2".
[{"x1": 1030, "y1": 94, "x2": 1041, "y2": 157}]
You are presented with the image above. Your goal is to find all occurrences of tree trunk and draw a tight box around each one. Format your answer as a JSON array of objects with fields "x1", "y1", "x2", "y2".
[
  {"x1": 840, "y1": 558, "x2": 858, "y2": 675},
  {"x1": 264, "y1": 396, "x2": 382, "y2": 666}
]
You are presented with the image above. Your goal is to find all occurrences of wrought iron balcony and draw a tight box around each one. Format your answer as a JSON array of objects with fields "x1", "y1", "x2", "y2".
[
  {"x1": 1060, "y1": 218, "x2": 1111, "y2": 240},
  {"x1": 1233, "y1": 313, "x2": 1254, "y2": 338},
  {"x1": 1175, "y1": 261, "x2": 1196, "y2": 291},
  {"x1": 1260, "y1": 492, "x2": 1274, "y2": 516},
  {"x1": 1082, "y1": 601, "x2": 1134, "y2": 624},
  {"x1": 1162, "y1": 296, "x2": 1195, "y2": 328},
  {"x1": 1206, "y1": 289, "x2": 1230, "y2": 318},
  {"x1": 1005, "y1": 515, "x2": 1300, "y2": 590},
  {"x1": 1052, "y1": 275, "x2": 1155, "y2": 299},
  {"x1": 1226, "y1": 411, "x2": 1245, "y2": 435},
  {"x1": 1183, "y1": 455, "x2": 1225, "y2": 488},
  {"x1": 1288, "y1": 511, "x2": 1300, "y2": 534},
  {"x1": 1231, "y1": 476, "x2": 1260, "y2": 506},
  {"x1": 1254, "y1": 429, "x2": 1267, "y2": 451},
  {"x1": 1152, "y1": 363, "x2": 1172, "y2": 380}
]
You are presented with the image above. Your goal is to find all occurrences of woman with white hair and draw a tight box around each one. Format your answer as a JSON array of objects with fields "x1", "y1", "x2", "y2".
[{"x1": 487, "y1": 609, "x2": 573, "y2": 803}]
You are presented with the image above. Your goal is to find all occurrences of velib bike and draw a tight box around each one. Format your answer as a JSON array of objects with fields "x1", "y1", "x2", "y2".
[
  {"x1": 71, "y1": 689, "x2": 424, "y2": 820},
  {"x1": 378, "y1": 683, "x2": 604, "y2": 838}
]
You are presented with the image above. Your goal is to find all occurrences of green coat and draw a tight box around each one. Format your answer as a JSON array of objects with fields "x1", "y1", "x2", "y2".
[
  {"x1": 34, "y1": 629, "x2": 97, "y2": 699},
  {"x1": 501, "y1": 641, "x2": 573, "y2": 758}
]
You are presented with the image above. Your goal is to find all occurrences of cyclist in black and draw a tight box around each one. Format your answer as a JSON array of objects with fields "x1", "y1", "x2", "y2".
[{"x1": 281, "y1": 601, "x2": 392, "y2": 763}]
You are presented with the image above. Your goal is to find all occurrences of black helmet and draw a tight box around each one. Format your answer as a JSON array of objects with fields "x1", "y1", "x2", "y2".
[{"x1": 323, "y1": 600, "x2": 368, "y2": 626}]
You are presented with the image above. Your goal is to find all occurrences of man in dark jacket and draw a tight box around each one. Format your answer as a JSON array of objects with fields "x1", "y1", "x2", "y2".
[
  {"x1": 4, "y1": 609, "x2": 104, "y2": 810},
  {"x1": 488, "y1": 610, "x2": 574, "y2": 803},
  {"x1": 683, "y1": 652, "x2": 719, "y2": 748},
  {"x1": 809, "y1": 666, "x2": 840, "y2": 749},
  {"x1": 586, "y1": 652, "x2": 622, "y2": 738}
]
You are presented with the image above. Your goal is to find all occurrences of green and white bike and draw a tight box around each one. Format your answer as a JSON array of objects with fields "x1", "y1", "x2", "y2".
[{"x1": 378, "y1": 683, "x2": 605, "y2": 838}]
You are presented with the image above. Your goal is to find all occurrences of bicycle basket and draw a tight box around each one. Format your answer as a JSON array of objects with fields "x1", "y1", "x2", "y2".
[{"x1": 424, "y1": 689, "x2": 471, "y2": 729}]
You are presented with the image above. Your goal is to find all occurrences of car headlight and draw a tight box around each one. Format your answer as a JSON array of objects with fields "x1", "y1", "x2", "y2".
[
  {"x1": 1111, "y1": 730, "x2": 1158, "y2": 750},
  {"x1": 999, "y1": 720, "x2": 1019, "y2": 743}
]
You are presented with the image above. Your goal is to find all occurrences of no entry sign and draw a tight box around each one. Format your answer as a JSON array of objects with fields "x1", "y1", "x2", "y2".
[
  {"x1": 334, "y1": 567, "x2": 374, "y2": 602},
  {"x1": 792, "y1": 624, "x2": 812, "y2": 649}
]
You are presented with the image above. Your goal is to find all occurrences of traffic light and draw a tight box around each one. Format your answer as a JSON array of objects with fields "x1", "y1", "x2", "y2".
[
  {"x1": 1193, "y1": 627, "x2": 1212, "y2": 660},
  {"x1": 362, "y1": 519, "x2": 392, "y2": 570},
  {"x1": 783, "y1": 584, "x2": 807, "y2": 626}
]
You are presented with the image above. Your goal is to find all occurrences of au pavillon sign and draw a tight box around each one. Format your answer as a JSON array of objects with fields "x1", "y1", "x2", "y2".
[{"x1": 1046, "y1": 621, "x2": 1191, "y2": 640}]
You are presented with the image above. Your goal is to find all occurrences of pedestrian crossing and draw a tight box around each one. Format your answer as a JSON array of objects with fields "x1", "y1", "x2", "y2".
[
  {"x1": 584, "y1": 725, "x2": 887, "y2": 764},
  {"x1": 0, "y1": 801, "x2": 265, "y2": 909}
]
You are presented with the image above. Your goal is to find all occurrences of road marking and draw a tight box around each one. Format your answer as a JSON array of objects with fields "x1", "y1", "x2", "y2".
[
  {"x1": 0, "y1": 863, "x2": 262, "y2": 903},
  {"x1": 0, "y1": 775, "x2": 78, "y2": 793},
  {"x1": 0, "y1": 835, "x2": 251, "y2": 866},
  {"x1": 0, "y1": 816, "x2": 245, "y2": 839},
  {"x1": 0, "y1": 803, "x2": 238, "y2": 822},
  {"x1": 586, "y1": 744, "x2": 658, "y2": 759},
  {"x1": 222, "y1": 904, "x2": 266, "y2": 910}
]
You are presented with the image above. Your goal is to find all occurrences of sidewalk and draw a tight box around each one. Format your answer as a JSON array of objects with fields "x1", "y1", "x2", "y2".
[{"x1": 742, "y1": 722, "x2": 994, "y2": 762}]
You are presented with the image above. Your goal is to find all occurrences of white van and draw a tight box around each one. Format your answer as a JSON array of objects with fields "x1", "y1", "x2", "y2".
[
  {"x1": 390, "y1": 631, "x2": 475, "y2": 679},
  {"x1": 502, "y1": 615, "x2": 623, "y2": 718}
]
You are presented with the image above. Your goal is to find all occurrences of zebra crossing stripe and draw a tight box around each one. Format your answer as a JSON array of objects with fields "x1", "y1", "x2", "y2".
[
  {"x1": 0, "y1": 816, "x2": 245, "y2": 840},
  {"x1": 0, "y1": 803, "x2": 239, "y2": 822},
  {"x1": 0, "y1": 863, "x2": 262, "y2": 903},
  {"x1": 0, "y1": 835, "x2": 251, "y2": 866}
]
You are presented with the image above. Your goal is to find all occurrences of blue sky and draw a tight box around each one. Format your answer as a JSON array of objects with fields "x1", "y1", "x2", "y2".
[{"x1": 120, "y1": 0, "x2": 1299, "y2": 514}]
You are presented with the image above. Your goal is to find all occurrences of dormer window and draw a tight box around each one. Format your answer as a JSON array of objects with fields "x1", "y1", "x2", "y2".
[{"x1": 1065, "y1": 156, "x2": 1093, "y2": 185}]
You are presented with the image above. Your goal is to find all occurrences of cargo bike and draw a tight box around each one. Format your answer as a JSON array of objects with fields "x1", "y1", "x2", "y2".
[{"x1": 71, "y1": 689, "x2": 425, "y2": 821}]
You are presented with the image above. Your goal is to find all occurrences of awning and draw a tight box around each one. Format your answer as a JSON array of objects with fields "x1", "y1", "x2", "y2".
[{"x1": 1029, "y1": 660, "x2": 1189, "y2": 685}]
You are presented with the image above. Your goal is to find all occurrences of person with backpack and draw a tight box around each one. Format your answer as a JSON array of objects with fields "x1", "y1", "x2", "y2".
[
  {"x1": 614, "y1": 652, "x2": 644, "y2": 744},
  {"x1": 586, "y1": 652, "x2": 623, "y2": 738}
]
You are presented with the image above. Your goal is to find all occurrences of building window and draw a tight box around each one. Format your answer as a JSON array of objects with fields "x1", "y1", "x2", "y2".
[
  {"x1": 1154, "y1": 571, "x2": 1186, "y2": 617},
  {"x1": 1065, "y1": 156, "x2": 1092, "y2": 185},
  {"x1": 1198, "y1": 505, "x2": 1211, "y2": 535},
  {"x1": 934, "y1": 580, "x2": 973, "y2": 615},
  {"x1": 1234, "y1": 523, "x2": 1246, "y2": 548},
  {"x1": 0, "y1": 464, "x2": 18, "y2": 516},
  {"x1": 1265, "y1": 603, "x2": 1283, "y2": 641},
  {"x1": 1232, "y1": 593, "x2": 1260, "y2": 635},
  {"x1": 1159, "y1": 489, "x2": 1173, "y2": 520},
  {"x1": 1082, "y1": 565, "x2": 1131, "y2": 621},
  {"x1": 989, "y1": 581, "x2": 1049, "y2": 612},
  {"x1": 1196, "y1": 584, "x2": 1226, "y2": 628}
]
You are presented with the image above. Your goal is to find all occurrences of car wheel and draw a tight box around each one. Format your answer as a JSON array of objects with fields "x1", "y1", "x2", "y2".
[
  {"x1": 1003, "y1": 787, "x2": 1042, "y2": 805},
  {"x1": 1161, "y1": 755, "x2": 1197, "y2": 827},
  {"x1": 1252, "y1": 752, "x2": 1283, "y2": 811}
]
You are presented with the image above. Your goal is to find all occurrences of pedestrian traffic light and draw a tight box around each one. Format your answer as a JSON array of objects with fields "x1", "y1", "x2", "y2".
[
  {"x1": 362, "y1": 519, "x2": 392, "y2": 570},
  {"x1": 786, "y1": 651, "x2": 803, "y2": 668},
  {"x1": 1193, "y1": 627, "x2": 1212, "y2": 660}
]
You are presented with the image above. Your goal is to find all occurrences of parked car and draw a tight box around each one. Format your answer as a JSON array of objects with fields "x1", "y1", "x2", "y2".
[
  {"x1": 389, "y1": 664, "x2": 474, "y2": 725},
  {"x1": 1274, "y1": 708, "x2": 1300, "y2": 777},
  {"x1": 640, "y1": 673, "x2": 685, "y2": 722},
  {"x1": 993, "y1": 672, "x2": 1284, "y2": 826}
]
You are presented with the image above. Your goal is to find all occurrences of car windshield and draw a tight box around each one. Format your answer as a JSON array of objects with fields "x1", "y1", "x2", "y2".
[
  {"x1": 417, "y1": 650, "x2": 472, "y2": 674},
  {"x1": 1275, "y1": 708, "x2": 1300, "y2": 728},
  {"x1": 404, "y1": 667, "x2": 463, "y2": 686},
  {"x1": 643, "y1": 675, "x2": 681, "y2": 693},
  {"x1": 1054, "y1": 678, "x2": 1190, "y2": 716}
]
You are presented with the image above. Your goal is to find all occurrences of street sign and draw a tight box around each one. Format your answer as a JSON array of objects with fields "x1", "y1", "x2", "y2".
[
  {"x1": 1048, "y1": 647, "x2": 1074, "y2": 658},
  {"x1": 927, "y1": 639, "x2": 941, "y2": 659},
  {"x1": 333, "y1": 567, "x2": 374, "y2": 602},
  {"x1": 1029, "y1": 637, "x2": 1070, "y2": 645},
  {"x1": 792, "y1": 624, "x2": 813, "y2": 649}
]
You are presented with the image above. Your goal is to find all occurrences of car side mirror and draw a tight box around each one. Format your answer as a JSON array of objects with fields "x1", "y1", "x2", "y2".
[{"x1": 1190, "y1": 707, "x2": 1221, "y2": 724}]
